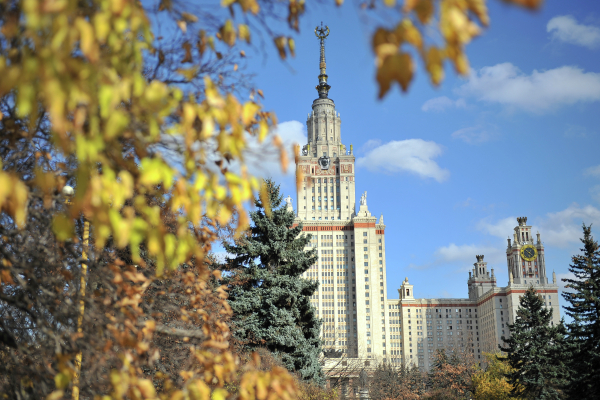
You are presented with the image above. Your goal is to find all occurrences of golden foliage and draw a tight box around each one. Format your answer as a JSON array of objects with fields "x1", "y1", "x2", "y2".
[
  {"x1": 371, "y1": 0, "x2": 543, "y2": 96},
  {"x1": 472, "y1": 353, "x2": 523, "y2": 400}
]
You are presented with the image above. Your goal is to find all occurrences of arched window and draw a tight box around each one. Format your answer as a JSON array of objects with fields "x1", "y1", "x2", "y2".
[{"x1": 406, "y1": 289, "x2": 410, "y2": 296}]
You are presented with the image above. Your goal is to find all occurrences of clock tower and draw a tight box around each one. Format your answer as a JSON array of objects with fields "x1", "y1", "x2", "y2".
[{"x1": 506, "y1": 217, "x2": 549, "y2": 285}]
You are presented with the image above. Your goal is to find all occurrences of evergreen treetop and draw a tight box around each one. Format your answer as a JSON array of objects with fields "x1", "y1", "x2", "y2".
[
  {"x1": 222, "y1": 179, "x2": 323, "y2": 384},
  {"x1": 500, "y1": 286, "x2": 567, "y2": 399},
  {"x1": 561, "y1": 224, "x2": 600, "y2": 399}
]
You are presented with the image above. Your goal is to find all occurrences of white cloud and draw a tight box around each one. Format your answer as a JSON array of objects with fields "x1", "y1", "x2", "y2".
[
  {"x1": 451, "y1": 125, "x2": 498, "y2": 144},
  {"x1": 477, "y1": 216, "x2": 518, "y2": 239},
  {"x1": 356, "y1": 139, "x2": 449, "y2": 182},
  {"x1": 556, "y1": 271, "x2": 576, "y2": 293},
  {"x1": 477, "y1": 205, "x2": 600, "y2": 249},
  {"x1": 591, "y1": 185, "x2": 600, "y2": 204},
  {"x1": 584, "y1": 165, "x2": 600, "y2": 178},
  {"x1": 540, "y1": 204, "x2": 600, "y2": 248},
  {"x1": 421, "y1": 96, "x2": 467, "y2": 112},
  {"x1": 209, "y1": 251, "x2": 230, "y2": 264},
  {"x1": 360, "y1": 139, "x2": 382, "y2": 153},
  {"x1": 457, "y1": 63, "x2": 600, "y2": 113},
  {"x1": 245, "y1": 120, "x2": 306, "y2": 178},
  {"x1": 456, "y1": 197, "x2": 473, "y2": 208},
  {"x1": 434, "y1": 244, "x2": 504, "y2": 266},
  {"x1": 564, "y1": 124, "x2": 588, "y2": 138},
  {"x1": 547, "y1": 15, "x2": 600, "y2": 50}
]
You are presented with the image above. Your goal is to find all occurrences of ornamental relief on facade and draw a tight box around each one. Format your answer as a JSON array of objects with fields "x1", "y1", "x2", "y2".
[
  {"x1": 298, "y1": 164, "x2": 311, "y2": 174},
  {"x1": 341, "y1": 164, "x2": 352, "y2": 173}
]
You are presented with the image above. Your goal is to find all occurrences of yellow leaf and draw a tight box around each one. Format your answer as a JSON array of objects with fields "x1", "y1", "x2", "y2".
[
  {"x1": 137, "y1": 379, "x2": 157, "y2": 398},
  {"x1": 397, "y1": 19, "x2": 422, "y2": 50},
  {"x1": 181, "y1": 12, "x2": 198, "y2": 22},
  {"x1": 52, "y1": 214, "x2": 75, "y2": 241},
  {"x1": 383, "y1": 0, "x2": 396, "y2": 6},
  {"x1": 212, "y1": 388, "x2": 228, "y2": 400},
  {"x1": 376, "y1": 52, "x2": 414, "y2": 97},
  {"x1": 454, "y1": 52, "x2": 470, "y2": 75},
  {"x1": 189, "y1": 380, "x2": 211, "y2": 400},
  {"x1": 46, "y1": 391, "x2": 65, "y2": 400},
  {"x1": 242, "y1": 102, "x2": 260, "y2": 126},
  {"x1": 259, "y1": 181, "x2": 271, "y2": 217},
  {"x1": 274, "y1": 36, "x2": 287, "y2": 59},
  {"x1": 238, "y1": 0, "x2": 260, "y2": 14},
  {"x1": 93, "y1": 12, "x2": 111, "y2": 43},
  {"x1": 177, "y1": 67, "x2": 198, "y2": 81},
  {"x1": 54, "y1": 372, "x2": 70, "y2": 390},
  {"x1": 238, "y1": 24, "x2": 251, "y2": 43},
  {"x1": 426, "y1": 46, "x2": 445, "y2": 85},
  {"x1": 414, "y1": 0, "x2": 434, "y2": 24},
  {"x1": 16, "y1": 84, "x2": 34, "y2": 118},
  {"x1": 403, "y1": 0, "x2": 419, "y2": 12},
  {"x1": 467, "y1": 0, "x2": 490, "y2": 26},
  {"x1": 258, "y1": 120, "x2": 269, "y2": 142},
  {"x1": 288, "y1": 37, "x2": 295, "y2": 57},
  {"x1": 220, "y1": 20, "x2": 236, "y2": 46},
  {"x1": 76, "y1": 18, "x2": 99, "y2": 62}
]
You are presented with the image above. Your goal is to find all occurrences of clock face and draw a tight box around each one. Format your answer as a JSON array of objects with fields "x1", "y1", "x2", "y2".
[{"x1": 520, "y1": 244, "x2": 538, "y2": 261}]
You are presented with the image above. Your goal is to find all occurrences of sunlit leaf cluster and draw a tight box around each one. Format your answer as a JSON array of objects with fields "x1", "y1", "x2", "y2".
[
  {"x1": 0, "y1": 0, "x2": 275, "y2": 274},
  {"x1": 370, "y1": 0, "x2": 542, "y2": 97}
]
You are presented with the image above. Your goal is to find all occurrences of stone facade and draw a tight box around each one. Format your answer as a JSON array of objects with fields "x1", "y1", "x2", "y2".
[{"x1": 292, "y1": 31, "x2": 560, "y2": 374}]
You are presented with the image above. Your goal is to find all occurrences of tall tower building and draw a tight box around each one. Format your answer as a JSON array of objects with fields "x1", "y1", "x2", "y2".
[
  {"x1": 295, "y1": 24, "x2": 388, "y2": 363},
  {"x1": 291, "y1": 26, "x2": 560, "y2": 377}
]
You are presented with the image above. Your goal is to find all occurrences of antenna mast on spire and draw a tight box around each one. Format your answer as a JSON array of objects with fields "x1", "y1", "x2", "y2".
[{"x1": 314, "y1": 22, "x2": 331, "y2": 99}]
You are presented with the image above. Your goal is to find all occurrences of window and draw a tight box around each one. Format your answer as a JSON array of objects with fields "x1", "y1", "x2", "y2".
[{"x1": 363, "y1": 232, "x2": 367, "y2": 236}]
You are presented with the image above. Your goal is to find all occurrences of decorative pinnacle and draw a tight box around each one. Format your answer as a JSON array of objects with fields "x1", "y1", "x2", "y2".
[{"x1": 314, "y1": 22, "x2": 331, "y2": 99}]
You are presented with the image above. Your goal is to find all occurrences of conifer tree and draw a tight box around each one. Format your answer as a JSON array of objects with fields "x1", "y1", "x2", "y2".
[
  {"x1": 561, "y1": 224, "x2": 600, "y2": 399},
  {"x1": 500, "y1": 286, "x2": 567, "y2": 399},
  {"x1": 222, "y1": 179, "x2": 323, "y2": 384}
]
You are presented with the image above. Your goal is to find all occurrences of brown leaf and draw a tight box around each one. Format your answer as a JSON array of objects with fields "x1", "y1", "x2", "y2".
[
  {"x1": 376, "y1": 52, "x2": 414, "y2": 98},
  {"x1": 182, "y1": 42, "x2": 193, "y2": 63}
]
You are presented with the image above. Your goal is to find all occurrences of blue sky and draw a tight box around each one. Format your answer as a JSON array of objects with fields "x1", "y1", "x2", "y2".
[{"x1": 225, "y1": 0, "x2": 600, "y2": 314}]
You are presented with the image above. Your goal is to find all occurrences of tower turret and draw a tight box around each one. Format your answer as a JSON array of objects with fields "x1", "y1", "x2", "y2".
[{"x1": 468, "y1": 255, "x2": 496, "y2": 299}]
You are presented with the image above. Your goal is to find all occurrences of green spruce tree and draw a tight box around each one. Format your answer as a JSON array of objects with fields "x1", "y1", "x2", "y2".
[
  {"x1": 222, "y1": 179, "x2": 323, "y2": 384},
  {"x1": 561, "y1": 224, "x2": 600, "y2": 399},
  {"x1": 500, "y1": 286, "x2": 567, "y2": 399}
]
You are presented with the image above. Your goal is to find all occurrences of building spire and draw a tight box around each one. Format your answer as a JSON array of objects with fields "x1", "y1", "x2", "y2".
[{"x1": 314, "y1": 22, "x2": 331, "y2": 99}]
